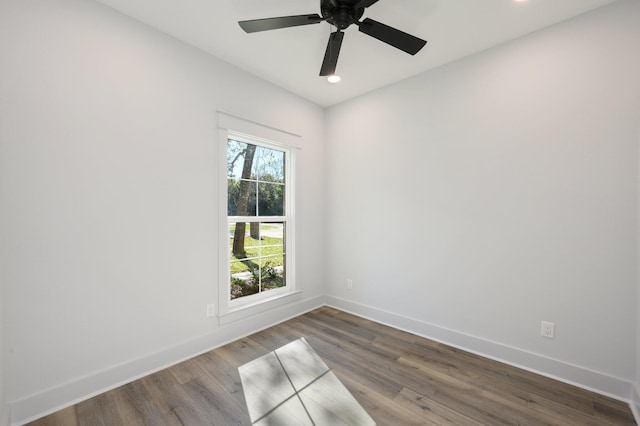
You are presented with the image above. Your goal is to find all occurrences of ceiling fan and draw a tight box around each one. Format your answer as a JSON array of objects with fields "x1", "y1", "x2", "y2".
[{"x1": 238, "y1": 0, "x2": 427, "y2": 77}]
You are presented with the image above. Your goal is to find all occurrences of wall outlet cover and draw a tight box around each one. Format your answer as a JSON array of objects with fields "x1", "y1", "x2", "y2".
[{"x1": 541, "y1": 321, "x2": 555, "y2": 339}]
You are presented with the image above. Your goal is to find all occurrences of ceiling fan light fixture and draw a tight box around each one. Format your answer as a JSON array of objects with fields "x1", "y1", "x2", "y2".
[{"x1": 327, "y1": 74, "x2": 341, "y2": 83}]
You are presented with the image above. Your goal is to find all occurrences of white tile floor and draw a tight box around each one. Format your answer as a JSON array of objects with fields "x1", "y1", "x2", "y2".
[{"x1": 239, "y1": 338, "x2": 376, "y2": 426}]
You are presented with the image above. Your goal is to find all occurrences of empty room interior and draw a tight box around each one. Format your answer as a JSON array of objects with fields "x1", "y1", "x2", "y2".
[{"x1": 1, "y1": 0, "x2": 640, "y2": 424}]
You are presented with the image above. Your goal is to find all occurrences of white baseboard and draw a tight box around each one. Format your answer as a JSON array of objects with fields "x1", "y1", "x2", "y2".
[
  {"x1": 325, "y1": 295, "x2": 633, "y2": 402},
  {"x1": 631, "y1": 382, "x2": 640, "y2": 425},
  {"x1": 9, "y1": 295, "x2": 326, "y2": 426}
]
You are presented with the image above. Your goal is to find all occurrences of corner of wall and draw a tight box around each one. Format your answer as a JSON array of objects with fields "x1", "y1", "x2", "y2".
[
  {"x1": 635, "y1": 103, "x2": 640, "y2": 426},
  {"x1": 631, "y1": 383, "x2": 640, "y2": 425}
]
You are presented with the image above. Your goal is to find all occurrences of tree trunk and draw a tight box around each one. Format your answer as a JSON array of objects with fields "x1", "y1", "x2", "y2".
[
  {"x1": 232, "y1": 144, "x2": 257, "y2": 258},
  {"x1": 250, "y1": 222, "x2": 260, "y2": 239}
]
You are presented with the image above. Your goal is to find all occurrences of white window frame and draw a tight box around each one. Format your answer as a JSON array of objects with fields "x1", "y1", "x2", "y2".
[{"x1": 217, "y1": 114, "x2": 299, "y2": 323}]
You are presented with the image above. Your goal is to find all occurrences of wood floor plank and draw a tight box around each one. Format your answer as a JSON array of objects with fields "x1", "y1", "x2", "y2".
[
  {"x1": 527, "y1": 393, "x2": 613, "y2": 426},
  {"x1": 293, "y1": 314, "x2": 400, "y2": 366},
  {"x1": 246, "y1": 322, "x2": 303, "y2": 351},
  {"x1": 305, "y1": 308, "x2": 381, "y2": 344},
  {"x1": 338, "y1": 374, "x2": 435, "y2": 426},
  {"x1": 286, "y1": 321, "x2": 409, "y2": 399},
  {"x1": 74, "y1": 392, "x2": 123, "y2": 426},
  {"x1": 114, "y1": 381, "x2": 169, "y2": 426},
  {"x1": 397, "y1": 356, "x2": 550, "y2": 426},
  {"x1": 214, "y1": 338, "x2": 269, "y2": 368},
  {"x1": 167, "y1": 357, "x2": 205, "y2": 385},
  {"x1": 139, "y1": 369, "x2": 191, "y2": 425},
  {"x1": 27, "y1": 308, "x2": 637, "y2": 426},
  {"x1": 187, "y1": 354, "x2": 250, "y2": 423},
  {"x1": 191, "y1": 351, "x2": 246, "y2": 409},
  {"x1": 27, "y1": 406, "x2": 78, "y2": 426},
  {"x1": 411, "y1": 339, "x2": 597, "y2": 416},
  {"x1": 181, "y1": 378, "x2": 247, "y2": 425},
  {"x1": 328, "y1": 307, "x2": 419, "y2": 344},
  {"x1": 593, "y1": 395, "x2": 638, "y2": 425},
  {"x1": 396, "y1": 353, "x2": 532, "y2": 410},
  {"x1": 394, "y1": 387, "x2": 484, "y2": 426}
]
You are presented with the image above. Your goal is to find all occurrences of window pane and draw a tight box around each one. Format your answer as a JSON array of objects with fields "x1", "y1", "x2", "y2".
[
  {"x1": 257, "y1": 182, "x2": 284, "y2": 216},
  {"x1": 229, "y1": 221, "x2": 286, "y2": 300},
  {"x1": 230, "y1": 260, "x2": 258, "y2": 300},
  {"x1": 227, "y1": 140, "x2": 249, "y2": 179},
  {"x1": 260, "y1": 254, "x2": 285, "y2": 292},
  {"x1": 260, "y1": 223, "x2": 284, "y2": 256},
  {"x1": 229, "y1": 222, "x2": 262, "y2": 261},
  {"x1": 254, "y1": 146, "x2": 285, "y2": 183},
  {"x1": 227, "y1": 179, "x2": 241, "y2": 216},
  {"x1": 228, "y1": 179, "x2": 257, "y2": 216},
  {"x1": 227, "y1": 141, "x2": 284, "y2": 217}
]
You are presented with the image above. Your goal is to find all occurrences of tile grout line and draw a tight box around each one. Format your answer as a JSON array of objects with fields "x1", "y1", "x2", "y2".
[
  {"x1": 273, "y1": 350, "x2": 316, "y2": 426},
  {"x1": 250, "y1": 394, "x2": 297, "y2": 425},
  {"x1": 248, "y1": 347, "x2": 332, "y2": 425}
]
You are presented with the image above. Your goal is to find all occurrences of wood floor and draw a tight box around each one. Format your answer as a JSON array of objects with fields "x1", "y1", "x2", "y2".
[{"x1": 29, "y1": 307, "x2": 636, "y2": 426}]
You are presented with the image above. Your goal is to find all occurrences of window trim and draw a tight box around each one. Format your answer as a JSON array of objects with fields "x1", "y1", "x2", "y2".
[{"x1": 217, "y1": 127, "x2": 297, "y2": 321}]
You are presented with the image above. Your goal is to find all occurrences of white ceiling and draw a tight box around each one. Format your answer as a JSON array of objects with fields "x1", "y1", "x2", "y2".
[{"x1": 95, "y1": 0, "x2": 616, "y2": 107}]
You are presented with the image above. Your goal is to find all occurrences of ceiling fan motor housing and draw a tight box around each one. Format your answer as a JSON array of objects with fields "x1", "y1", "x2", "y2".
[{"x1": 321, "y1": 0, "x2": 365, "y2": 30}]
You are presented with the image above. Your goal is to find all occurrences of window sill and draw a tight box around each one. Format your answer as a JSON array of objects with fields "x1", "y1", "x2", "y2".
[{"x1": 218, "y1": 290, "x2": 303, "y2": 326}]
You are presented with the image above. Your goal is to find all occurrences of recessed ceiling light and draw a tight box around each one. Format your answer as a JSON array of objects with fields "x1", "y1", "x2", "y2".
[{"x1": 327, "y1": 75, "x2": 341, "y2": 84}]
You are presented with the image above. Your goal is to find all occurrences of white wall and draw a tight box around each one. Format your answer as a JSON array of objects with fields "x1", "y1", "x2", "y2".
[
  {"x1": 1, "y1": 260, "x2": 6, "y2": 425},
  {"x1": 326, "y1": 0, "x2": 640, "y2": 398},
  {"x1": 635, "y1": 118, "x2": 640, "y2": 420},
  {"x1": 0, "y1": 0, "x2": 325, "y2": 423}
]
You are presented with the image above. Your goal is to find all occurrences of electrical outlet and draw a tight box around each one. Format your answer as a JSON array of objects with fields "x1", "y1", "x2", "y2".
[
  {"x1": 206, "y1": 304, "x2": 215, "y2": 318},
  {"x1": 541, "y1": 321, "x2": 554, "y2": 339},
  {"x1": 347, "y1": 279, "x2": 353, "y2": 290}
]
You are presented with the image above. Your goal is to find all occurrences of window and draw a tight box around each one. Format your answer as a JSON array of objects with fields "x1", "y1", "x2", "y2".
[{"x1": 222, "y1": 131, "x2": 295, "y2": 312}]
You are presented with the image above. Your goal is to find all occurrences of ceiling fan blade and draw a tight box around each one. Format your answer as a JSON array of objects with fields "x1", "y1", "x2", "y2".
[
  {"x1": 239, "y1": 14, "x2": 323, "y2": 33},
  {"x1": 319, "y1": 31, "x2": 344, "y2": 76},
  {"x1": 353, "y1": 0, "x2": 380, "y2": 9},
  {"x1": 357, "y1": 18, "x2": 426, "y2": 55}
]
